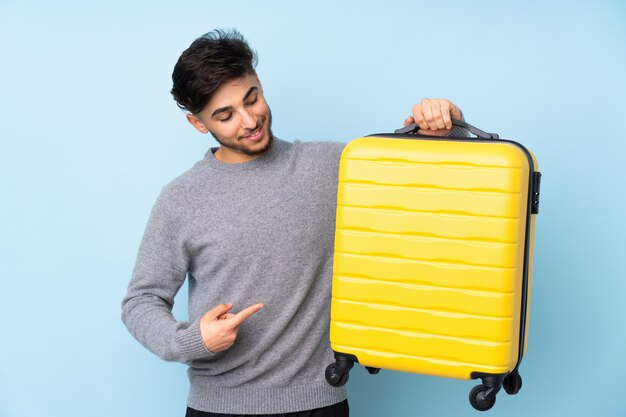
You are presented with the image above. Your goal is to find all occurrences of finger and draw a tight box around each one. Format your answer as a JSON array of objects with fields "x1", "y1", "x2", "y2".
[
  {"x1": 403, "y1": 116, "x2": 414, "y2": 127},
  {"x1": 430, "y1": 99, "x2": 446, "y2": 130},
  {"x1": 206, "y1": 303, "x2": 233, "y2": 320},
  {"x1": 421, "y1": 99, "x2": 438, "y2": 131},
  {"x1": 230, "y1": 303, "x2": 264, "y2": 326},
  {"x1": 218, "y1": 313, "x2": 236, "y2": 320},
  {"x1": 439, "y1": 100, "x2": 452, "y2": 130},
  {"x1": 412, "y1": 104, "x2": 428, "y2": 130}
]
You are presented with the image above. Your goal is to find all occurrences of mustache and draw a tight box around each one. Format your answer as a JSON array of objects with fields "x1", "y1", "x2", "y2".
[{"x1": 241, "y1": 120, "x2": 263, "y2": 137}]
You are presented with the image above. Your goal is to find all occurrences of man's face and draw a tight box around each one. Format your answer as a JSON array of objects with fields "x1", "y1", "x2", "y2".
[{"x1": 187, "y1": 73, "x2": 273, "y2": 163}]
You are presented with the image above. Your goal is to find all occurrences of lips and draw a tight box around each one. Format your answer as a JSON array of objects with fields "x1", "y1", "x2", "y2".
[{"x1": 242, "y1": 123, "x2": 264, "y2": 142}]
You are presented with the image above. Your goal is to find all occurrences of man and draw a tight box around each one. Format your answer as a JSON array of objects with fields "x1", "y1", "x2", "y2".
[{"x1": 121, "y1": 29, "x2": 467, "y2": 417}]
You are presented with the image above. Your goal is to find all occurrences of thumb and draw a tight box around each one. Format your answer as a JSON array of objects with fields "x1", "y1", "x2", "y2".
[{"x1": 205, "y1": 303, "x2": 233, "y2": 320}]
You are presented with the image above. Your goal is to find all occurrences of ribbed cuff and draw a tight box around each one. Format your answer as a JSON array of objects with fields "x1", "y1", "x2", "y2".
[{"x1": 176, "y1": 319, "x2": 215, "y2": 362}]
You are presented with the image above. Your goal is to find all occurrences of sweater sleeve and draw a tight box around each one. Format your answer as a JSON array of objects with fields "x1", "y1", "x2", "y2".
[{"x1": 121, "y1": 185, "x2": 214, "y2": 363}]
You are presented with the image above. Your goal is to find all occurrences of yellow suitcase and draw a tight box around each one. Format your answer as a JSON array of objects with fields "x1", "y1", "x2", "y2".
[{"x1": 325, "y1": 120, "x2": 541, "y2": 411}]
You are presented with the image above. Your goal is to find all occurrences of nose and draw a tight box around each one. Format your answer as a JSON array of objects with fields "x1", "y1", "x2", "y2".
[{"x1": 240, "y1": 109, "x2": 257, "y2": 130}]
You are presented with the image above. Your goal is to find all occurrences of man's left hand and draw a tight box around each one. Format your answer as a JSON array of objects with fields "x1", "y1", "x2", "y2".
[{"x1": 403, "y1": 98, "x2": 462, "y2": 136}]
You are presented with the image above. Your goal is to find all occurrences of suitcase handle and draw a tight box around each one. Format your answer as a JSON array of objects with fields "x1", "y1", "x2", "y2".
[{"x1": 394, "y1": 119, "x2": 500, "y2": 139}]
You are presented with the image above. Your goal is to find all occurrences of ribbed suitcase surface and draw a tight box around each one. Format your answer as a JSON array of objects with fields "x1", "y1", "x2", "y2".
[{"x1": 329, "y1": 135, "x2": 537, "y2": 381}]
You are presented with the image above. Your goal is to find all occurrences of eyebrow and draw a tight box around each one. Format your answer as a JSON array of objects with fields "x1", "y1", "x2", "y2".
[{"x1": 210, "y1": 86, "x2": 259, "y2": 119}]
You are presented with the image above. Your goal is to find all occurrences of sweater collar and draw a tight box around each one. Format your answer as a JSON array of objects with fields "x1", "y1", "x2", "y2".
[{"x1": 203, "y1": 137, "x2": 288, "y2": 172}]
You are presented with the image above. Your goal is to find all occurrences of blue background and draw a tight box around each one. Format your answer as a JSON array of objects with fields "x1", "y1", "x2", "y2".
[{"x1": 1, "y1": 1, "x2": 625, "y2": 416}]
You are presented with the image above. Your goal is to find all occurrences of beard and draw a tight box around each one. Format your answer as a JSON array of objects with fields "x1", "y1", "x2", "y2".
[{"x1": 210, "y1": 107, "x2": 274, "y2": 157}]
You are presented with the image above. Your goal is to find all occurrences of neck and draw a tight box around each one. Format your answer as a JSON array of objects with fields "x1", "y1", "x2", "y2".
[{"x1": 213, "y1": 147, "x2": 266, "y2": 163}]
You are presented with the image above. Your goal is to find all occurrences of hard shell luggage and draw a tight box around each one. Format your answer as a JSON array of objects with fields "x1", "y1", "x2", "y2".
[{"x1": 325, "y1": 120, "x2": 541, "y2": 411}]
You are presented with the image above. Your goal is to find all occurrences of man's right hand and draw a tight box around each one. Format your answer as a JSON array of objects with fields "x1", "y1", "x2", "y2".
[{"x1": 199, "y1": 303, "x2": 264, "y2": 353}]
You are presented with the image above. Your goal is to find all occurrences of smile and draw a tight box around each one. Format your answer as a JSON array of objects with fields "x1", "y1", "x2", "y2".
[{"x1": 242, "y1": 124, "x2": 264, "y2": 142}]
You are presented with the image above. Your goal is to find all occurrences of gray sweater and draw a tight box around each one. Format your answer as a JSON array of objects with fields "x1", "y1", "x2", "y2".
[{"x1": 122, "y1": 138, "x2": 347, "y2": 414}]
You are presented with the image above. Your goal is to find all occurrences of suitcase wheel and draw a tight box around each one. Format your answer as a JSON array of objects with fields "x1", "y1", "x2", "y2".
[
  {"x1": 469, "y1": 384, "x2": 497, "y2": 411},
  {"x1": 325, "y1": 363, "x2": 350, "y2": 387},
  {"x1": 502, "y1": 370, "x2": 523, "y2": 395},
  {"x1": 365, "y1": 366, "x2": 380, "y2": 375}
]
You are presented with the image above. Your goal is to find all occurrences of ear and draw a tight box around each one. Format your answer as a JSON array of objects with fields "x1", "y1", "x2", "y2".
[{"x1": 186, "y1": 113, "x2": 209, "y2": 134}]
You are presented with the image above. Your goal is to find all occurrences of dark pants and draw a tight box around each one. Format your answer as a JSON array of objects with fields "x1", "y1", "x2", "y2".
[{"x1": 185, "y1": 399, "x2": 349, "y2": 417}]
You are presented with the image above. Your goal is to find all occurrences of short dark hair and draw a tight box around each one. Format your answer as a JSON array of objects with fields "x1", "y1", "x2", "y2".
[{"x1": 170, "y1": 29, "x2": 258, "y2": 114}]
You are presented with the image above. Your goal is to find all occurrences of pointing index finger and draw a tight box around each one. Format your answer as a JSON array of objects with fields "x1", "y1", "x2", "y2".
[{"x1": 231, "y1": 303, "x2": 264, "y2": 326}]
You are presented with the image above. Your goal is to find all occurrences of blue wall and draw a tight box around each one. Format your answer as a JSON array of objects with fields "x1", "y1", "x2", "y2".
[{"x1": 1, "y1": 1, "x2": 625, "y2": 416}]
